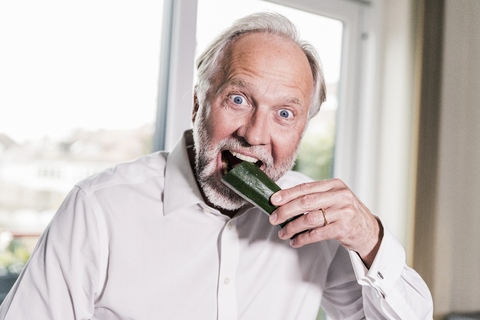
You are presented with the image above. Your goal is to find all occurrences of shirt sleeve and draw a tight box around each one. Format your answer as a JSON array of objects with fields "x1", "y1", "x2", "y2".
[
  {"x1": 0, "y1": 186, "x2": 107, "y2": 320},
  {"x1": 348, "y1": 219, "x2": 434, "y2": 319}
]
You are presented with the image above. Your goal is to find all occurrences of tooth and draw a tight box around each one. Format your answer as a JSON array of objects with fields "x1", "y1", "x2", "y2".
[
  {"x1": 222, "y1": 158, "x2": 229, "y2": 175},
  {"x1": 230, "y1": 151, "x2": 258, "y2": 163}
]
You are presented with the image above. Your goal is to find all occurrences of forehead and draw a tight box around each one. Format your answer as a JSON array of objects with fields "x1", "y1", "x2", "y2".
[{"x1": 215, "y1": 32, "x2": 314, "y2": 104}]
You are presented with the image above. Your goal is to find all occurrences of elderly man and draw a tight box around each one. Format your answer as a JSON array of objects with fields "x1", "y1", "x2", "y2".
[{"x1": 0, "y1": 13, "x2": 432, "y2": 320}]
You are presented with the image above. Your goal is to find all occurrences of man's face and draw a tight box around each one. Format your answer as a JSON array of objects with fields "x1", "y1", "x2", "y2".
[{"x1": 193, "y1": 32, "x2": 314, "y2": 210}]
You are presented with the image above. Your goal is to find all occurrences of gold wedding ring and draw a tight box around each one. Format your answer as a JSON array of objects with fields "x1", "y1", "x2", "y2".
[{"x1": 321, "y1": 208, "x2": 328, "y2": 226}]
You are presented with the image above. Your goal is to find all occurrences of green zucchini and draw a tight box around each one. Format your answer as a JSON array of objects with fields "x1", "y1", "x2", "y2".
[{"x1": 221, "y1": 161, "x2": 295, "y2": 228}]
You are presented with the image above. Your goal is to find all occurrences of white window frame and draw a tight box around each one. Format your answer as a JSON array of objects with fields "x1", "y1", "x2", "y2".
[{"x1": 157, "y1": 0, "x2": 415, "y2": 249}]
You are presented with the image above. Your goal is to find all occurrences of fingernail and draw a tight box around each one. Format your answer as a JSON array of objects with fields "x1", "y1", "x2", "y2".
[
  {"x1": 271, "y1": 193, "x2": 282, "y2": 204},
  {"x1": 290, "y1": 238, "x2": 296, "y2": 246},
  {"x1": 270, "y1": 213, "x2": 277, "y2": 224},
  {"x1": 278, "y1": 228, "x2": 285, "y2": 238}
]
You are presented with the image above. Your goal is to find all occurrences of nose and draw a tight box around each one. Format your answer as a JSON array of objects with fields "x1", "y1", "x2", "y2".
[{"x1": 236, "y1": 109, "x2": 271, "y2": 146}]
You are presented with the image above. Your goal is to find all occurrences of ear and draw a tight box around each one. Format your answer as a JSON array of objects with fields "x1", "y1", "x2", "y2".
[{"x1": 192, "y1": 87, "x2": 199, "y2": 124}]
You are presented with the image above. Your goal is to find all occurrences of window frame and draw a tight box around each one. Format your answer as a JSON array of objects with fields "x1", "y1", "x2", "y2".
[
  {"x1": 156, "y1": 0, "x2": 416, "y2": 249},
  {"x1": 157, "y1": 0, "x2": 376, "y2": 193},
  {"x1": 154, "y1": 0, "x2": 199, "y2": 151}
]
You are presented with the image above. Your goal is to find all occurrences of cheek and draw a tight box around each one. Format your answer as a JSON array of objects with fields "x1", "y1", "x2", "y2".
[
  {"x1": 208, "y1": 125, "x2": 232, "y2": 145},
  {"x1": 271, "y1": 131, "x2": 302, "y2": 163},
  {"x1": 208, "y1": 107, "x2": 244, "y2": 142}
]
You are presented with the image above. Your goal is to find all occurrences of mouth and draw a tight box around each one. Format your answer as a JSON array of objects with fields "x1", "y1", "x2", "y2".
[{"x1": 221, "y1": 150, "x2": 264, "y2": 176}]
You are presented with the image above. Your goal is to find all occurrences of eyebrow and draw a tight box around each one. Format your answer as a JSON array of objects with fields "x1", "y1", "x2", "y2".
[
  {"x1": 284, "y1": 96, "x2": 303, "y2": 106},
  {"x1": 217, "y1": 78, "x2": 305, "y2": 107},
  {"x1": 216, "y1": 78, "x2": 250, "y2": 95}
]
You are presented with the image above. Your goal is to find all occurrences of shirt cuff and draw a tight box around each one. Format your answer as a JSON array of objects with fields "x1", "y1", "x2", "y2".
[{"x1": 348, "y1": 217, "x2": 406, "y2": 298}]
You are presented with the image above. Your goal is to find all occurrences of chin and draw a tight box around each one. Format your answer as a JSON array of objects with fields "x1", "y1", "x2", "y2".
[{"x1": 200, "y1": 175, "x2": 247, "y2": 211}]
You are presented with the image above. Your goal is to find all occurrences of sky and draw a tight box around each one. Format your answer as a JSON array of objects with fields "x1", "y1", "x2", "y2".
[{"x1": 0, "y1": 0, "x2": 342, "y2": 144}]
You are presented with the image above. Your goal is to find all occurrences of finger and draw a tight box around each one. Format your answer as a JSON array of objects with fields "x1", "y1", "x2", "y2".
[
  {"x1": 271, "y1": 188, "x2": 344, "y2": 226},
  {"x1": 290, "y1": 224, "x2": 338, "y2": 248},
  {"x1": 271, "y1": 178, "x2": 345, "y2": 206},
  {"x1": 278, "y1": 208, "x2": 337, "y2": 240}
]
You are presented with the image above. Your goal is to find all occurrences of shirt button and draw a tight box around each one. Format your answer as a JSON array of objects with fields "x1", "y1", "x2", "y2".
[
  {"x1": 227, "y1": 222, "x2": 233, "y2": 230},
  {"x1": 224, "y1": 277, "x2": 230, "y2": 285},
  {"x1": 377, "y1": 271, "x2": 384, "y2": 280}
]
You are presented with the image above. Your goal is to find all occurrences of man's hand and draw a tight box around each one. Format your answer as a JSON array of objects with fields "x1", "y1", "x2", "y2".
[{"x1": 269, "y1": 178, "x2": 383, "y2": 268}]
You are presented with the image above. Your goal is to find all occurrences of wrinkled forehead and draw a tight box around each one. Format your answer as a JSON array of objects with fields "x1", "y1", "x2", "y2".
[{"x1": 212, "y1": 32, "x2": 314, "y2": 99}]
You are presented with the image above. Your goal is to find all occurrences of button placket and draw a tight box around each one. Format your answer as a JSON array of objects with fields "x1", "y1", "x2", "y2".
[{"x1": 217, "y1": 220, "x2": 239, "y2": 320}]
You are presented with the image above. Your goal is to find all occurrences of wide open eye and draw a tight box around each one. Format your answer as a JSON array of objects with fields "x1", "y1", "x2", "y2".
[
  {"x1": 278, "y1": 109, "x2": 293, "y2": 119},
  {"x1": 229, "y1": 94, "x2": 247, "y2": 105}
]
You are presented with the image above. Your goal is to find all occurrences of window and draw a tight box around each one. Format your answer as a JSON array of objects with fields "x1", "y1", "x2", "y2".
[
  {"x1": 1, "y1": 0, "x2": 417, "y2": 312},
  {"x1": 0, "y1": 0, "x2": 164, "y2": 289},
  {"x1": 164, "y1": 0, "x2": 372, "y2": 196}
]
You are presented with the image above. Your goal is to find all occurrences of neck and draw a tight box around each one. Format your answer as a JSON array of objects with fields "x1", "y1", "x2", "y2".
[{"x1": 184, "y1": 130, "x2": 239, "y2": 218}]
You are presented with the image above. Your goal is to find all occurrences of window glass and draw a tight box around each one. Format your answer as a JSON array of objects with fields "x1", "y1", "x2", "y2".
[
  {"x1": 0, "y1": 0, "x2": 163, "y2": 281},
  {"x1": 196, "y1": 0, "x2": 343, "y2": 181}
]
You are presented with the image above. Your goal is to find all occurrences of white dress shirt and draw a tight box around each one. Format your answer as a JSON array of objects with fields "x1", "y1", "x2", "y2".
[{"x1": 0, "y1": 135, "x2": 433, "y2": 319}]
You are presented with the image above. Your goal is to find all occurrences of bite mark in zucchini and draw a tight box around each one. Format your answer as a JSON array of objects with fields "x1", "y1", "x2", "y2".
[{"x1": 221, "y1": 161, "x2": 295, "y2": 228}]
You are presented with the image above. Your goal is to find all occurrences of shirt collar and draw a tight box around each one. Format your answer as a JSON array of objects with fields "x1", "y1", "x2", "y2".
[
  {"x1": 163, "y1": 130, "x2": 276, "y2": 219},
  {"x1": 163, "y1": 131, "x2": 204, "y2": 215}
]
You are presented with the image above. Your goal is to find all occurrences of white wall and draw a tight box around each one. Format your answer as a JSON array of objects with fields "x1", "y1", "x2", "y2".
[{"x1": 434, "y1": 0, "x2": 480, "y2": 315}]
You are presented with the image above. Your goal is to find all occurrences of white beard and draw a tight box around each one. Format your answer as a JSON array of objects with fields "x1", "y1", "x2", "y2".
[{"x1": 192, "y1": 105, "x2": 298, "y2": 211}]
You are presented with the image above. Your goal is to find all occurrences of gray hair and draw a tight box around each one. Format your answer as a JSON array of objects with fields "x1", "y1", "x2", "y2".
[{"x1": 195, "y1": 12, "x2": 326, "y2": 120}]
